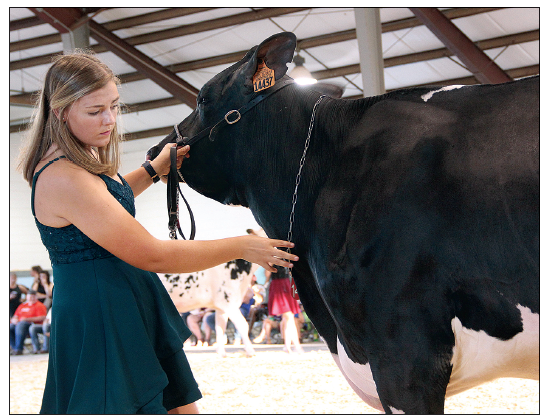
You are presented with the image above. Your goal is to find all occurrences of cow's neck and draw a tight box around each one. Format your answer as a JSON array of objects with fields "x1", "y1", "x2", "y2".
[{"x1": 240, "y1": 88, "x2": 358, "y2": 247}]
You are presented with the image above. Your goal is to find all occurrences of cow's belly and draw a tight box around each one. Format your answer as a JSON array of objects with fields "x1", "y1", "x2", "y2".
[
  {"x1": 331, "y1": 305, "x2": 538, "y2": 411},
  {"x1": 447, "y1": 304, "x2": 539, "y2": 396},
  {"x1": 332, "y1": 337, "x2": 383, "y2": 412}
]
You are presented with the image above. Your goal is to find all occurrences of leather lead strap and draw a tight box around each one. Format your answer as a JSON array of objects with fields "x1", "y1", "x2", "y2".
[{"x1": 167, "y1": 146, "x2": 196, "y2": 240}]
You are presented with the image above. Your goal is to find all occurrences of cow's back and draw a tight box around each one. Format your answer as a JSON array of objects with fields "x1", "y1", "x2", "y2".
[
  {"x1": 418, "y1": 77, "x2": 538, "y2": 181},
  {"x1": 353, "y1": 76, "x2": 538, "y2": 178}
]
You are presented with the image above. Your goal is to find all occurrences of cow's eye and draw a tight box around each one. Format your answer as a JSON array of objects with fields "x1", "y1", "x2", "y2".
[{"x1": 197, "y1": 97, "x2": 206, "y2": 107}]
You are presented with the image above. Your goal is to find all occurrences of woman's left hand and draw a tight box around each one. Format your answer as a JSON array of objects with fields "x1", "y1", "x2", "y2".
[{"x1": 149, "y1": 143, "x2": 190, "y2": 177}]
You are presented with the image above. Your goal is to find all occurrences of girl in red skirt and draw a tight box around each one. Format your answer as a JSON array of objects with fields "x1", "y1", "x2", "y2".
[{"x1": 267, "y1": 267, "x2": 303, "y2": 354}]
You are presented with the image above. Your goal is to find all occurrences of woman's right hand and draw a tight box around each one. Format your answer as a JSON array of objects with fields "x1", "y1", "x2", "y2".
[{"x1": 240, "y1": 236, "x2": 298, "y2": 272}]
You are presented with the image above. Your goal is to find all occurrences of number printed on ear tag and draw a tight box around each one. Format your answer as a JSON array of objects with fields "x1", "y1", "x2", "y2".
[{"x1": 253, "y1": 60, "x2": 275, "y2": 92}]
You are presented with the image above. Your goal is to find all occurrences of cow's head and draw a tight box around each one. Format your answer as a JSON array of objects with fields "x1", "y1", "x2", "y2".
[{"x1": 147, "y1": 32, "x2": 297, "y2": 205}]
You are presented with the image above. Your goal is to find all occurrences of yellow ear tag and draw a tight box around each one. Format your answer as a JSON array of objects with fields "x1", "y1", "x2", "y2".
[{"x1": 253, "y1": 60, "x2": 275, "y2": 92}]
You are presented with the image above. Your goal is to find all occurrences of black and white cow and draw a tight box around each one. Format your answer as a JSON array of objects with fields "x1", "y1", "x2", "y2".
[
  {"x1": 159, "y1": 259, "x2": 258, "y2": 357},
  {"x1": 148, "y1": 32, "x2": 539, "y2": 414}
]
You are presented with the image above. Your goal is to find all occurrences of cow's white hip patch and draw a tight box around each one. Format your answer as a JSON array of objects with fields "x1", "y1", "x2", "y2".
[{"x1": 448, "y1": 304, "x2": 539, "y2": 396}]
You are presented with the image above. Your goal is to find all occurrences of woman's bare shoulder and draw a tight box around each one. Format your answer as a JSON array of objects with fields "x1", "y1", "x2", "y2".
[
  {"x1": 33, "y1": 158, "x2": 108, "y2": 227},
  {"x1": 35, "y1": 158, "x2": 102, "y2": 190}
]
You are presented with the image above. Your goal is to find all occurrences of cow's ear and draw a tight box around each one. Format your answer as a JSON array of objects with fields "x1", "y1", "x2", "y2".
[
  {"x1": 244, "y1": 32, "x2": 297, "y2": 87},
  {"x1": 256, "y1": 32, "x2": 297, "y2": 79}
]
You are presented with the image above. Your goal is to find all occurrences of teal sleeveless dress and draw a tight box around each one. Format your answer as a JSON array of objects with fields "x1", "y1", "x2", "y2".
[{"x1": 33, "y1": 157, "x2": 202, "y2": 414}]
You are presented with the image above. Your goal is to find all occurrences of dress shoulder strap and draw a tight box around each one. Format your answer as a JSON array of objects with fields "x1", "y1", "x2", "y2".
[{"x1": 31, "y1": 156, "x2": 67, "y2": 217}]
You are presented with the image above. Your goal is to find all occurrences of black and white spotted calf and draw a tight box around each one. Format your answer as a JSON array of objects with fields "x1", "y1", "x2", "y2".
[{"x1": 159, "y1": 259, "x2": 258, "y2": 357}]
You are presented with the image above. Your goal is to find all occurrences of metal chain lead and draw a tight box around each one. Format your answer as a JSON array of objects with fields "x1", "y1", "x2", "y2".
[{"x1": 286, "y1": 95, "x2": 326, "y2": 298}]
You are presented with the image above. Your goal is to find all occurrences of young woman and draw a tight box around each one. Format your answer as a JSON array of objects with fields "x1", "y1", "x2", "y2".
[
  {"x1": 32, "y1": 269, "x2": 53, "y2": 308},
  {"x1": 17, "y1": 52, "x2": 298, "y2": 414}
]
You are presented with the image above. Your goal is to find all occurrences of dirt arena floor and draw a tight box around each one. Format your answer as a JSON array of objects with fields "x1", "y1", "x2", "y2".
[{"x1": 10, "y1": 343, "x2": 538, "y2": 414}]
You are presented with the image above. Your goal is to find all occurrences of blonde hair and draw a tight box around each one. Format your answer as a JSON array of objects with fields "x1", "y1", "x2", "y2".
[{"x1": 18, "y1": 51, "x2": 122, "y2": 186}]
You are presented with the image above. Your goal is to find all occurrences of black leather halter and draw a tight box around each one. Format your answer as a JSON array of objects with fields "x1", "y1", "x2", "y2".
[
  {"x1": 166, "y1": 77, "x2": 295, "y2": 240},
  {"x1": 174, "y1": 77, "x2": 295, "y2": 147}
]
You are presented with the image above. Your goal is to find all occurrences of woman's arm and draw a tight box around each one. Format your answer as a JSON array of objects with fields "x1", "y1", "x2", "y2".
[
  {"x1": 22, "y1": 315, "x2": 47, "y2": 323},
  {"x1": 123, "y1": 143, "x2": 189, "y2": 197},
  {"x1": 36, "y1": 160, "x2": 297, "y2": 274},
  {"x1": 31, "y1": 282, "x2": 47, "y2": 300},
  {"x1": 35, "y1": 291, "x2": 48, "y2": 300}
]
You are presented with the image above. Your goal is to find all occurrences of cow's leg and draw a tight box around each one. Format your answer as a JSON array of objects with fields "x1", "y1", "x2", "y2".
[
  {"x1": 214, "y1": 310, "x2": 229, "y2": 357},
  {"x1": 369, "y1": 350, "x2": 452, "y2": 414},
  {"x1": 290, "y1": 260, "x2": 339, "y2": 353},
  {"x1": 361, "y1": 312, "x2": 454, "y2": 414},
  {"x1": 331, "y1": 260, "x2": 455, "y2": 414},
  {"x1": 225, "y1": 308, "x2": 256, "y2": 357}
]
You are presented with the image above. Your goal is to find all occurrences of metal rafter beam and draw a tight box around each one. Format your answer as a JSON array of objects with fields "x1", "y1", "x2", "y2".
[
  {"x1": 10, "y1": 15, "x2": 44, "y2": 31},
  {"x1": 29, "y1": 7, "x2": 198, "y2": 107},
  {"x1": 11, "y1": 8, "x2": 213, "y2": 52},
  {"x1": 11, "y1": 29, "x2": 538, "y2": 107},
  {"x1": 88, "y1": 20, "x2": 198, "y2": 106},
  {"x1": 409, "y1": 7, "x2": 512, "y2": 84},
  {"x1": 12, "y1": 7, "x2": 502, "y2": 55},
  {"x1": 311, "y1": 29, "x2": 538, "y2": 80},
  {"x1": 11, "y1": 8, "x2": 502, "y2": 72},
  {"x1": 11, "y1": 7, "x2": 310, "y2": 66},
  {"x1": 28, "y1": 7, "x2": 84, "y2": 33}
]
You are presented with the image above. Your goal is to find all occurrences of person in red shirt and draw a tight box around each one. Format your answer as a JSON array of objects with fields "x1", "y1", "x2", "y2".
[{"x1": 10, "y1": 290, "x2": 47, "y2": 355}]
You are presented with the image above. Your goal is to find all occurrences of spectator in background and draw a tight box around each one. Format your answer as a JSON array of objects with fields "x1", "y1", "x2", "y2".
[
  {"x1": 30, "y1": 307, "x2": 52, "y2": 354},
  {"x1": 10, "y1": 272, "x2": 29, "y2": 319},
  {"x1": 10, "y1": 290, "x2": 47, "y2": 355},
  {"x1": 232, "y1": 284, "x2": 262, "y2": 345},
  {"x1": 40, "y1": 270, "x2": 53, "y2": 309},
  {"x1": 32, "y1": 268, "x2": 52, "y2": 308},
  {"x1": 30, "y1": 265, "x2": 42, "y2": 286},
  {"x1": 185, "y1": 308, "x2": 211, "y2": 347},
  {"x1": 252, "y1": 315, "x2": 283, "y2": 344},
  {"x1": 247, "y1": 275, "x2": 267, "y2": 337}
]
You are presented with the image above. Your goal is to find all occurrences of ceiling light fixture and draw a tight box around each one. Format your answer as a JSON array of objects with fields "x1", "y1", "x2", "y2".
[{"x1": 289, "y1": 53, "x2": 317, "y2": 85}]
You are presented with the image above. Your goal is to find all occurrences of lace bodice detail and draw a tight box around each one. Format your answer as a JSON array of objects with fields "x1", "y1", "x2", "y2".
[{"x1": 32, "y1": 157, "x2": 136, "y2": 265}]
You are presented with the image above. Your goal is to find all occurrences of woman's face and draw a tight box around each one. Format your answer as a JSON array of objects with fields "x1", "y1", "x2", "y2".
[{"x1": 64, "y1": 81, "x2": 120, "y2": 150}]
